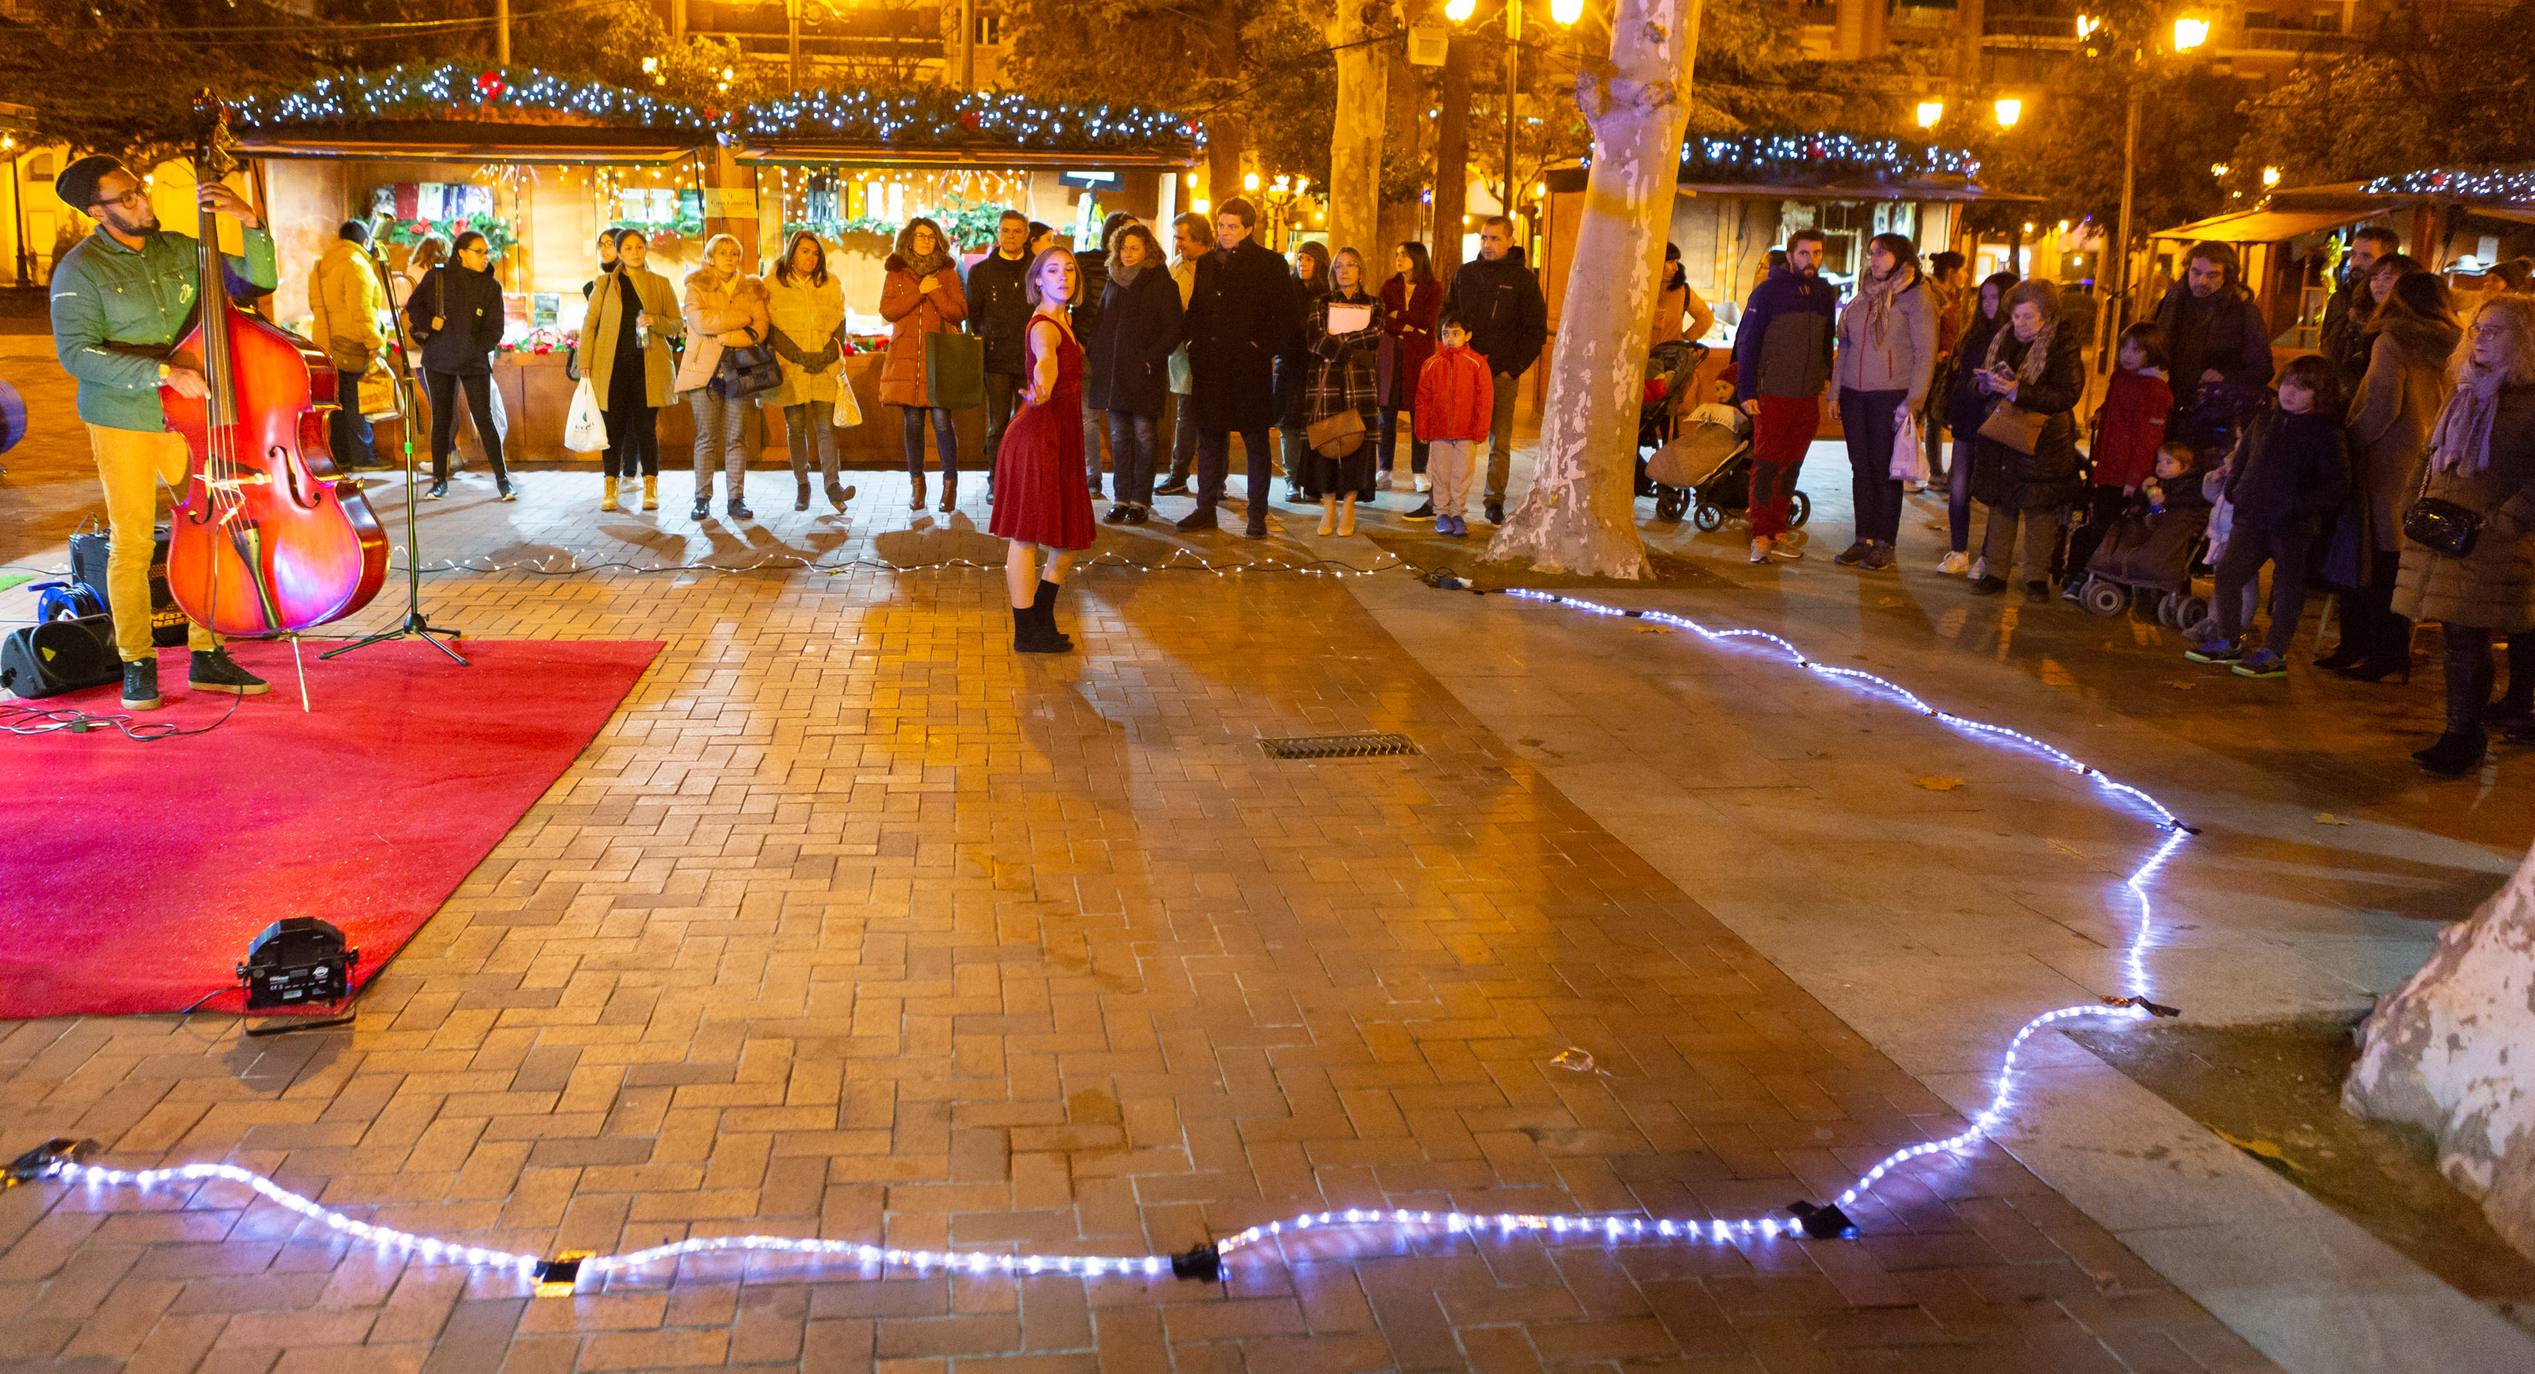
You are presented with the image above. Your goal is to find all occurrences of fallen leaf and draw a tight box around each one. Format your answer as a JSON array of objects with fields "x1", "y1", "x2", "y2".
[
  {"x1": 2314, "y1": 813, "x2": 2351, "y2": 826},
  {"x1": 2160, "y1": 679, "x2": 2198, "y2": 691},
  {"x1": 1877, "y1": 597, "x2": 1906, "y2": 608},
  {"x1": 1914, "y1": 776, "x2": 1965, "y2": 792},
  {"x1": 1634, "y1": 625, "x2": 1669, "y2": 634},
  {"x1": 2214, "y1": 1128, "x2": 2301, "y2": 1176}
]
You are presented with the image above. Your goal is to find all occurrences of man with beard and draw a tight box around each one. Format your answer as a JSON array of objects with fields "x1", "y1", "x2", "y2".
[
  {"x1": 48, "y1": 154, "x2": 274, "y2": 711},
  {"x1": 2152, "y1": 240, "x2": 2276, "y2": 451},
  {"x1": 1732, "y1": 228, "x2": 1838, "y2": 564}
]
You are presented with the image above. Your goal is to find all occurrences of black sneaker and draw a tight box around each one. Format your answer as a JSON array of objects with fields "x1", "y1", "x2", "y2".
[
  {"x1": 425, "y1": 481, "x2": 449, "y2": 500},
  {"x1": 1833, "y1": 540, "x2": 1871, "y2": 567},
  {"x1": 2415, "y1": 729, "x2": 2488, "y2": 778},
  {"x1": 1104, "y1": 504, "x2": 1129, "y2": 523},
  {"x1": 189, "y1": 648, "x2": 269, "y2": 697},
  {"x1": 1969, "y1": 576, "x2": 2008, "y2": 596},
  {"x1": 728, "y1": 501, "x2": 754, "y2": 521},
  {"x1": 496, "y1": 481, "x2": 516, "y2": 503},
  {"x1": 1175, "y1": 508, "x2": 1218, "y2": 532},
  {"x1": 2022, "y1": 581, "x2": 2050, "y2": 604},
  {"x1": 121, "y1": 658, "x2": 162, "y2": 711},
  {"x1": 1485, "y1": 500, "x2": 1505, "y2": 525},
  {"x1": 691, "y1": 499, "x2": 712, "y2": 520},
  {"x1": 1405, "y1": 499, "x2": 1436, "y2": 521},
  {"x1": 1155, "y1": 477, "x2": 1190, "y2": 496}
]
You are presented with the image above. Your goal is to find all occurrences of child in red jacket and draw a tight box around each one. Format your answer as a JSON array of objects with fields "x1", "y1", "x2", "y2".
[
  {"x1": 2066, "y1": 322, "x2": 2174, "y2": 586},
  {"x1": 1414, "y1": 311, "x2": 1495, "y2": 537}
]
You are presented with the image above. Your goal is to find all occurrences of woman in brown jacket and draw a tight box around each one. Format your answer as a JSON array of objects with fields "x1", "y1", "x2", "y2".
[
  {"x1": 2327, "y1": 271, "x2": 2459, "y2": 679},
  {"x1": 2393, "y1": 295, "x2": 2535, "y2": 777},
  {"x1": 881, "y1": 217, "x2": 970, "y2": 512}
]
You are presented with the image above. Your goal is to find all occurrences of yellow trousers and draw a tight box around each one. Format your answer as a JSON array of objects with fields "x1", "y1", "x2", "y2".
[{"x1": 84, "y1": 424, "x2": 216, "y2": 662}]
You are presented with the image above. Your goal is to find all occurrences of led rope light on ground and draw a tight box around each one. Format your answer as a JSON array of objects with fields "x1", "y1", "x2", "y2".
[
  {"x1": 373, "y1": 545, "x2": 1412, "y2": 580},
  {"x1": 7, "y1": 578, "x2": 2194, "y2": 1295}
]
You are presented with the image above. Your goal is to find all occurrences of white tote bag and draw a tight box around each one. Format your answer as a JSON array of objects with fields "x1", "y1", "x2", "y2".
[
  {"x1": 563, "y1": 376, "x2": 609, "y2": 452},
  {"x1": 1888, "y1": 409, "x2": 1928, "y2": 483}
]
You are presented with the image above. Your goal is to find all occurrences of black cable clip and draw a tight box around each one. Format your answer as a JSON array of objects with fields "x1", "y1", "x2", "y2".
[
  {"x1": 2101, "y1": 995, "x2": 2181, "y2": 1018},
  {"x1": 1786, "y1": 1201, "x2": 1858, "y2": 1240},
  {"x1": 2, "y1": 1138, "x2": 95, "y2": 1188},
  {"x1": 1169, "y1": 1243, "x2": 1223, "y2": 1282},
  {"x1": 531, "y1": 1252, "x2": 589, "y2": 1297}
]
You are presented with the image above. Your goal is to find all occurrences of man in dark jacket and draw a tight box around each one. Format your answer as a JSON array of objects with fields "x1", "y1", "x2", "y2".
[
  {"x1": 1731, "y1": 228, "x2": 1838, "y2": 563},
  {"x1": 2152, "y1": 239, "x2": 2276, "y2": 450},
  {"x1": 1074, "y1": 210, "x2": 1137, "y2": 495},
  {"x1": 1179, "y1": 197, "x2": 1296, "y2": 537},
  {"x1": 1442, "y1": 216, "x2": 1548, "y2": 523},
  {"x1": 2319, "y1": 224, "x2": 2397, "y2": 393},
  {"x1": 965, "y1": 210, "x2": 1034, "y2": 484}
]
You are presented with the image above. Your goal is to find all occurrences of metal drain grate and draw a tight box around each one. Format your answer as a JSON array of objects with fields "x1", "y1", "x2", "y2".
[{"x1": 1259, "y1": 733, "x2": 1421, "y2": 761}]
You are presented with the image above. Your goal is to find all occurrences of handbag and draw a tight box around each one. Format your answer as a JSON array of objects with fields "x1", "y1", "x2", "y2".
[
  {"x1": 2404, "y1": 455, "x2": 2482, "y2": 557},
  {"x1": 563, "y1": 376, "x2": 609, "y2": 452},
  {"x1": 718, "y1": 340, "x2": 783, "y2": 400},
  {"x1": 925, "y1": 329, "x2": 987, "y2": 410},
  {"x1": 1978, "y1": 398, "x2": 2046, "y2": 455},
  {"x1": 832, "y1": 373, "x2": 864, "y2": 428},
  {"x1": 1306, "y1": 409, "x2": 1367, "y2": 458}
]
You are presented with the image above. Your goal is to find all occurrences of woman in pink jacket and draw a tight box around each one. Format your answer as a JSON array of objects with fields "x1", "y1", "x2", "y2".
[{"x1": 880, "y1": 217, "x2": 970, "y2": 512}]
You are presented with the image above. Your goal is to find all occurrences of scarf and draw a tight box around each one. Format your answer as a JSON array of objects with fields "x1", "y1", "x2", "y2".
[
  {"x1": 1856, "y1": 262, "x2": 1917, "y2": 346},
  {"x1": 1109, "y1": 257, "x2": 1147, "y2": 288},
  {"x1": 2430, "y1": 361, "x2": 2506, "y2": 475},
  {"x1": 1982, "y1": 315, "x2": 2056, "y2": 387},
  {"x1": 897, "y1": 245, "x2": 951, "y2": 281}
]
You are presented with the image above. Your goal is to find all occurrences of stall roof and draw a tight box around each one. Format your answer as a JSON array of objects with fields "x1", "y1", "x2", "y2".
[
  {"x1": 732, "y1": 143, "x2": 1192, "y2": 170},
  {"x1": 1546, "y1": 164, "x2": 2038, "y2": 204},
  {"x1": 235, "y1": 123, "x2": 701, "y2": 164},
  {"x1": 2151, "y1": 206, "x2": 2361, "y2": 243}
]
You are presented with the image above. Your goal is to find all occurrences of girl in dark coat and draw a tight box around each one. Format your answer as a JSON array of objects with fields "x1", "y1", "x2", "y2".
[
  {"x1": 1276, "y1": 242, "x2": 1331, "y2": 502},
  {"x1": 1378, "y1": 242, "x2": 1440, "y2": 496},
  {"x1": 2185, "y1": 355, "x2": 2353, "y2": 678},
  {"x1": 1969, "y1": 279, "x2": 2086, "y2": 600},
  {"x1": 1941, "y1": 271, "x2": 2018, "y2": 571},
  {"x1": 404, "y1": 230, "x2": 513, "y2": 500},
  {"x1": 1302, "y1": 247, "x2": 1386, "y2": 535},
  {"x1": 1085, "y1": 224, "x2": 1183, "y2": 524}
]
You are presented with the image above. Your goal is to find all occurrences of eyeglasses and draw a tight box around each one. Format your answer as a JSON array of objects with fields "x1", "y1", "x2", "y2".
[{"x1": 88, "y1": 189, "x2": 146, "y2": 210}]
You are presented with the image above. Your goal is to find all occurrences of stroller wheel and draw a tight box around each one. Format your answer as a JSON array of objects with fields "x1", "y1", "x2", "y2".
[
  {"x1": 2175, "y1": 595, "x2": 2213, "y2": 638},
  {"x1": 2156, "y1": 592, "x2": 2181, "y2": 628},
  {"x1": 1654, "y1": 488, "x2": 1688, "y2": 522},
  {"x1": 1788, "y1": 490, "x2": 1813, "y2": 527},
  {"x1": 1692, "y1": 501, "x2": 1724, "y2": 532},
  {"x1": 2080, "y1": 577, "x2": 2127, "y2": 618}
]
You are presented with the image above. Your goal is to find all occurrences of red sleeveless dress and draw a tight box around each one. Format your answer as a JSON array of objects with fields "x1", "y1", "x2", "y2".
[{"x1": 989, "y1": 319, "x2": 1096, "y2": 551}]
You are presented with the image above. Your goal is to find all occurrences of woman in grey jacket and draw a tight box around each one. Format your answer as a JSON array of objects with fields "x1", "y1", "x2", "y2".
[{"x1": 1831, "y1": 233, "x2": 1938, "y2": 570}]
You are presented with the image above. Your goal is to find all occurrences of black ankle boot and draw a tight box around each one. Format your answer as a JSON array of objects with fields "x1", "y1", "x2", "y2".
[
  {"x1": 1032, "y1": 579, "x2": 1073, "y2": 651},
  {"x1": 2414, "y1": 730, "x2": 2487, "y2": 778},
  {"x1": 1012, "y1": 605, "x2": 1066, "y2": 654}
]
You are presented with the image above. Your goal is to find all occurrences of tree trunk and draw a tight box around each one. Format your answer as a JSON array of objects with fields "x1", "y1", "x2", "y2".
[
  {"x1": 1378, "y1": 34, "x2": 1425, "y2": 256},
  {"x1": 1433, "y1": 34, "x2": 1472, "y2": 273},
  {"x1": 1208, "y1": 119, "x2": 1247, "y2": 216},
  {"x1": 1486, "y1": 0, "x2": 1703, "y2": 579},
  {"x1": 1326, "y1": 8, "x2": 1387, "y2": 261}
]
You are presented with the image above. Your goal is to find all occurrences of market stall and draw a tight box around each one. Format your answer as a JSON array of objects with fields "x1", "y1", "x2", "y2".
[{"x1": 232, "y1": 65, "x2": 1199, "y2": 469}]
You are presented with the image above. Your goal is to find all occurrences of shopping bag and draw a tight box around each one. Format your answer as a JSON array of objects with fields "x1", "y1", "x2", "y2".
[
  {"x1": 831, "y1": 374, "x2": 863, "y2": 428},
  {"x1": 1889, "y1": 409, "x2": 1927, "y2": 482},
  {"x1": 488, "y1": 369, "x2": 511, "y2": 440},
  {"x1": 563, "y1": 376, "x2": 609, "y2": 452},
  {"x1": 924, "y1": 330, "x2": 987, "y2": 410},
  {"x1": 356, "y1": 364, "x2": 398, "y2": 421}
]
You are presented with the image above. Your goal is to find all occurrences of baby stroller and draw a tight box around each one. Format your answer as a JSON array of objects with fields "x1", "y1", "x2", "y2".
[
  {"x1": 2072, "y1": 497, "x2": 2213, "y2": 627},
  {"x1": 1633, "y1": 341, "x2": 1702, "y2": 518},
  {"x1": 1644, "y1": 399, "x2": 1811, "y2": 532}
]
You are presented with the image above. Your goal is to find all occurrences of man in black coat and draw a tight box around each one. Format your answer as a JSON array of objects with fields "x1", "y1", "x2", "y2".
[
  {"x1": 1442, "y1": 215, "x2": 1548, "y2": 524},
  {"x1": 2152, "y1": 239, "x2": 2276, "y2": 452},
  {"x1": 964, "y1": 210, "x2": 1034, "y2": 484},
  {"x1": 1179, "y1": 196, "x2": 1296, "y2": 536}
]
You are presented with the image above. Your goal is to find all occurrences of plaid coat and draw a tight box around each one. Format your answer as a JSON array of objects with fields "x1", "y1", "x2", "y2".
[{"x1": 1303, "y1": 288, "x2": 1384, "y2": 431}]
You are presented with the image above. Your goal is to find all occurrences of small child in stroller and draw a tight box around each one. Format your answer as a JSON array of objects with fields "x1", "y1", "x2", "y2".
[{"x1": 2073, "y1": 441, "x2": 2215, "y2": 625}]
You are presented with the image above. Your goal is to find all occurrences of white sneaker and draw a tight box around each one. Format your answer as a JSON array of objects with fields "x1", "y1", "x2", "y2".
[
  {"x1": 1969, "y1": 556, "x2": 1987, "y2": 580},
  {"x1": 1779, "y1": 527, "x2": 1809, "y2": 550},
  {"x1": 1748, "y1": 537, "x2": 1771, "y2": 564},
  {"x1": 1936, "y1": 550, "x2": 1970, "y2": 576},
  {"x1": 1414, "y1": 473, "x2": 1432, "y2": 493}
]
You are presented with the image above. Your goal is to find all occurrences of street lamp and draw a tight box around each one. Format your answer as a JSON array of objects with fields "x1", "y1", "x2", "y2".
[
  {"x1": 2092, "y1": 10, "x2": 2212, "y2": 363},
  {"x1": 1992, "y1": 97, "x2": 2023, "y2": 129},
  {"x1": 1916, "y1": 100, "x2": 1944, "y2": 130},
  {"x1": 1445, "y1": 0, "x2": 1581, "y2": 248},
  {"x1": 2173, "y1": 16, "x2": 2211, "y2": 52},
  {"x1": 2261, "y1": 164, "x2": 2281, "y2": 188}
]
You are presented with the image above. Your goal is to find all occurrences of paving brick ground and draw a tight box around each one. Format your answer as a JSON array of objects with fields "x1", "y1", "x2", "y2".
[{"x1": 0, "y1": 359, "x2": 2278, "y2": 1374}]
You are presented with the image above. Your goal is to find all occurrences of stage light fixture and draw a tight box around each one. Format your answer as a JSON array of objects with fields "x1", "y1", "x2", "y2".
[{"x1": 237, "y1": 918, "x2": 358, "y2": 1013}]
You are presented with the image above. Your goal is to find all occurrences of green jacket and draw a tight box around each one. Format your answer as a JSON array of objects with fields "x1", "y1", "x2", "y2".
[{"x1": 50, "y1": 223, "x2": 277, "y2": 432}]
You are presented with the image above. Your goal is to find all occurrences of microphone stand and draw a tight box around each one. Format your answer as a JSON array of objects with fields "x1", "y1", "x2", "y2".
[{"x1": 324, "y1": 220, "x2": 466, "y2": 666}]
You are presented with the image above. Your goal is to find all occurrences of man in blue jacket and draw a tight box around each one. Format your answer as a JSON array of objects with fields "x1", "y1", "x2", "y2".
[
  {"x1": 1442, "y1": 216, "x2": 1548, "y2": 524},
  {"x1": 1731, "y1": 228, "x2": 1838, "y2": 563},
  {"x1": 48, "y1": 154, "x2": 275, "y2": 711}
]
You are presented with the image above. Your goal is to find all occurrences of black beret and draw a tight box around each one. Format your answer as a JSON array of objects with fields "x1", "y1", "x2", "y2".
[{"x1": 54, "y1": 154, "x2": 123, "y2": 210}]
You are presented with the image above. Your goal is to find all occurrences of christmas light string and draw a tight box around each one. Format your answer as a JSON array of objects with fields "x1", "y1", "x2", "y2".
[
  {"x1": 366, "y1": 544, "x2": 1411, "y2": 579},
  {"x1": 13, "y1": 574, "x2": 2194, "y2": 1293}
]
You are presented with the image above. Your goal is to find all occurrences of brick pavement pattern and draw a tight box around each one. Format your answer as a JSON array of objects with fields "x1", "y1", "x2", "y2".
[{"x1": 0, "y1": 459, "x2": 2273, "y2": 1372}]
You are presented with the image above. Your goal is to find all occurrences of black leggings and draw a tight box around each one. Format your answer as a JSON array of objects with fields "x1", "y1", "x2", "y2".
[{"x1": 426, "y1": 369, "x2": 508, "y2": 484}]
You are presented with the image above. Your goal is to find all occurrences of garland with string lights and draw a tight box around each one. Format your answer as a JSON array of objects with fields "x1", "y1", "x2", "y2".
[
  {"x1": 1679, "y1": 131, "x2": 1982, "y2": 183},
  {"x1": 3, "y1": 573, "x2": 2196, "y2": 1292},
  {"x1": 2360, "y1": 166, "x2": 2535, "y2": 203},
  {"x1": 734, "y1": 88, "x2": 1198, "y2": 155},
  {"x1": 230, "y1": 65, "x2": 712, "y2": 131}
]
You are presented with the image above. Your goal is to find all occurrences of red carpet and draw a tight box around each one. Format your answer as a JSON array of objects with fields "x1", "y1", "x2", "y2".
[{"x1": 0, "y1": 639, "x2": 660, "y2": 1019}]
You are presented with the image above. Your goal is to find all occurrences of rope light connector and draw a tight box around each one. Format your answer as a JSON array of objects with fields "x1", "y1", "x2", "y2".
[
  {"x1": 1169, "y1": 1243, "x2": 1224, "y2": 1282},
  {"x1": 1786, "y1": 1201, "x2": 1858, "y2": 1240},
  {"x1": 2, "y1": 1138, "x2": 93, "y2": 1188},
  {"x1": 2100, "y1": 995, "x2": 2180, "y2": 1018}
]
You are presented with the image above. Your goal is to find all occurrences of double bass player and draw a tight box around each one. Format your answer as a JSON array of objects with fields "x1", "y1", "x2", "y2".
[{"x1": 48, "y1": 154, "x2": 273, "y2": 710}]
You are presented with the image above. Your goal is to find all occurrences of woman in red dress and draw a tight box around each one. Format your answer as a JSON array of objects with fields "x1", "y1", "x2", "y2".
[{"x1": 990, "y1": 248, "x2": 1097, "y2": 653}]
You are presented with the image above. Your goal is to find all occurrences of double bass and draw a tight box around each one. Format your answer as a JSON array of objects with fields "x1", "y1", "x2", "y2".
[{"x1": 160, "y1": 91, "x2": 388, "y2": 639}]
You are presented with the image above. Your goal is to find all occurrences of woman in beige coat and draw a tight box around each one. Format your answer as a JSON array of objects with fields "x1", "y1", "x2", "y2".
[
  {"x1": 765, "y1": 230, "x2": 853, "y2": 513},
  {"x1": 578, "y1": 228, "x2": 684, "y2": 511},
  {"x1": 880, "y1": 217, "x2": 969, "y2": 511},
  {"x1": 676, "y1": 233, "x2": 772, "y2": 521},
  {"x1": 2394, "y1": 295, "x2": 2535, "y2": 777},
  {"x1": 2328, "y1": 270, "x2": 2460, "y2": 679}
]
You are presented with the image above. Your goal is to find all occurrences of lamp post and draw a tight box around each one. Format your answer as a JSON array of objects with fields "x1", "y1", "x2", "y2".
[
  {"x1": 1445, "y1": 0, "x2": 1579, "y2": 245},
  {"x1": 2086, "y1": 11, "x2": 2208, "y2": 353}
]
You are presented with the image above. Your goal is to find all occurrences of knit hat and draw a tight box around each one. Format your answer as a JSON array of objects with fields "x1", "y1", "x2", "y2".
[{"x1": 54, "y1": 155, "x2": 123, "y2": 210}]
